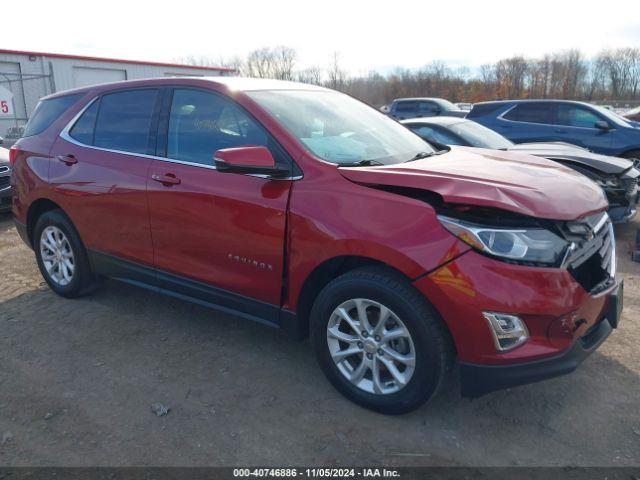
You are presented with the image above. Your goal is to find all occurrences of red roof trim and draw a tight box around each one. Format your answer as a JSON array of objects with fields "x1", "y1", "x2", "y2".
[{"x1": 0, "y1": 48, "x2": 236, "y2": 72}]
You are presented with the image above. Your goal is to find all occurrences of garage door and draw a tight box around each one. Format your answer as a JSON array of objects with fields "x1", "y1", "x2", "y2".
[{"x1": 73, "y1": 67, "x2": 126, "y2": 88}]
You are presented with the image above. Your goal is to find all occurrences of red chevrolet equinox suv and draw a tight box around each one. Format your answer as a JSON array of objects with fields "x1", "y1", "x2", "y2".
[{"x1": 10, "y1": 78, "x2": 623, "y2": 414}]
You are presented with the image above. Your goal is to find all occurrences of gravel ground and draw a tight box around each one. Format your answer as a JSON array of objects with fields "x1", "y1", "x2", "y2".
[{"x1": 0, "y1": 212, "x2": 638, "y2": 467}]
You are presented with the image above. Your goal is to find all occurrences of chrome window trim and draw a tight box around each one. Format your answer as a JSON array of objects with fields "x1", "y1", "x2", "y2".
[
  {"x1": 59, "y1": 95, "x2": 302, "y2": 180},
  {"x1": 497, "y1": 103, "x2": 613, "y2": 131}
]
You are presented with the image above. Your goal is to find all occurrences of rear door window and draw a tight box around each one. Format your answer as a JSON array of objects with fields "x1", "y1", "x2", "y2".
[
  {"x1": 92, "y1": 89, "x2": 158, "y2": 154},
  {"x1": 24, "y1": 93, "x2": 84, "y2": 137},
  {"x1": 503, "y1": 103, "x2": 553, "y2": 124},
  {"x1": 395, "y1": 101, "x2": 418, "y2": 114}
]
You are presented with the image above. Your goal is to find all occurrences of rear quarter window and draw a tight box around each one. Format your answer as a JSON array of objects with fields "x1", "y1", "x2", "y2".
[
  {"x1": 503, "y1": 103, "x2": 553, "y2": 124},
  {"x1": 467, "y1": 103, "x2": 505, "y2": 118},
  {"x1": 23, "y1": 93, "x2": 84, "y2": 137}
]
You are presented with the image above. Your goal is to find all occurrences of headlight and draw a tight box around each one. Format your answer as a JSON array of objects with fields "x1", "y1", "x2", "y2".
[{"x1": 438, "y1": 215, "x2": 569, "y2": 266}]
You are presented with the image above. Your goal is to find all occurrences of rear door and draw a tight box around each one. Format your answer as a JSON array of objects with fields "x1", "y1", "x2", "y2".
[
  {"x1": 50, "y1": 88, "x2": 160, "y2": 266},
  {"x1": 497, "y1": 102, "x2": 557, "y2": 143},
  {"x1": 552, "y1": 103, "x2": 613, "y2": 152},
  {"x1": 146, "y1": 87, "x2": 293, "y2": 308}
]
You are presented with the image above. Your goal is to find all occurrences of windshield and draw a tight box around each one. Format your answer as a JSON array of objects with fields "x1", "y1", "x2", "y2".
[
  {"x1": 448, "y1": 120, "x2": 513, "y2": 149},
  {"x1": 437, "y1": 99, "x2": 462, "y2": 111},
  {"x1": 591, "y1": 104, "x2": 633, "y2": 127},
  {"x1": 247, "y1": 90, "x2": 434, "y2": 165}
]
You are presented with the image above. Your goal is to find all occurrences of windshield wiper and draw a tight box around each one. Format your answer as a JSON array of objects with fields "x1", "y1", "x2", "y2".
[
  {"x1": 405, "y1": 150, "x2": 445, "y2": 162},
  {"x1": 340, "y1": 159, "x2": 384, "y2": 167}
]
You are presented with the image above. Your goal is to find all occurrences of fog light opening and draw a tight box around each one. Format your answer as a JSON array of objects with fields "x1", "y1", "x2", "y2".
[{"x1": 483, "y1": 312, "x2": 529, "y2": 352}]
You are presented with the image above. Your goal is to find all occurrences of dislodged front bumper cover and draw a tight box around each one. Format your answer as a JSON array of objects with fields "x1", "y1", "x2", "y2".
[{"x1": 459, "y1": 280, "x2": 623, "y2": 397}]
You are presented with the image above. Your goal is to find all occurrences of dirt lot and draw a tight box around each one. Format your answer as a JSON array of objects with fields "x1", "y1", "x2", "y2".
[{"x1": 0, "y1": 212, "x2": 638, "y2": 467}]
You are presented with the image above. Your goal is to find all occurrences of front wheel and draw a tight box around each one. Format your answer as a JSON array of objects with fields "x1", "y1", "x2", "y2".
[{"x1": 310, "y1": 267, "x2": 454, "y2": 414}]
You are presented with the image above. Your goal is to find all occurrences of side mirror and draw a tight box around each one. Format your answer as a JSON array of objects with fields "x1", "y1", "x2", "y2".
[
  {"x1": 214, "y1": 146, "x2": 289, "y2": 178},
  {"x1": 594, "y1": 120, "x2": 612, "y2": 130}
]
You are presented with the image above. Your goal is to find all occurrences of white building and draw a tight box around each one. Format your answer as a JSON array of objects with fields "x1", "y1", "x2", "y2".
[{"x1": 0, "y1": 49, "x2": 234, "y2": 142}]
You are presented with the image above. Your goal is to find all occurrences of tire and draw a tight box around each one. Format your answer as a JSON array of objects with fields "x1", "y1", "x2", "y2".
[
  {"x1": 34, "y1": 209, "x2": 97, "y2": 298},
  {"x1": 310, "y1": 266, "x2": 454, "y2": 414},
  {"x1": 621, "y1": 150, "x2": 640, "y2": 162}
]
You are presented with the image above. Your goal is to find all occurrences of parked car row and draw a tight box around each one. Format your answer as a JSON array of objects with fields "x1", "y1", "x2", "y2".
[
  {"x1": 467, "y1": 99, "x2": 640, "y2": 160},
  {"x1": 384, "y1": 97, "x2": 466, "y2": 120},
  {"x1": 402, "y1": 116, "x2": 639, "y2": 222},
  {"x1": 7, "y1": 78, "x2": 626, "y2": 413}
]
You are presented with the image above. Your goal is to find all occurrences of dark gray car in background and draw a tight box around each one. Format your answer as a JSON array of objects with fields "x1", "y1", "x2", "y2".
[
  {"x1": 385, "y1": 97, "x2": 467, "y2": 120},
  {"x1": 0, "y1": 144, "x2": 11, "y2": 213},
  {"x1": 403, "y1": 116, "x2": 640, "y2": 222}
]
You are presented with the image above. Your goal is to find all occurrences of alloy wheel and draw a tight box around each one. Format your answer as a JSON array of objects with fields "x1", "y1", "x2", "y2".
[
  {"x1": 40, "y1": 226, "x2": 75, "y2": 286},
  {"x1": 326, "y1": 298, "x2": 416, "y2": 395}
]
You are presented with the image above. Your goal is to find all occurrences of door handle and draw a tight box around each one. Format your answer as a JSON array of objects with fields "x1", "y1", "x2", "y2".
[
  {"x1": 151, "y1": 173, "x2": 181, "y2": 186},
  {"x1": 57, "y1": 154, "x2": 77, "y2": 165}
]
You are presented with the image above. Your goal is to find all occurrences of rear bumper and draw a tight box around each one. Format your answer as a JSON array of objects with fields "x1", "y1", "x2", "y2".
[{"x1": 460, "y1": 317, "x2": 612, "y2": 397}]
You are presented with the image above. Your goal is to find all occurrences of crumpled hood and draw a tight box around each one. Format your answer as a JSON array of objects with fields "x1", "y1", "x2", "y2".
[
  {"x1": 507, "y1": 142, "x2": 635, "y2": 175},
  {"x1": 338, "y1": 146, "x2": 608, "y2": 220}
]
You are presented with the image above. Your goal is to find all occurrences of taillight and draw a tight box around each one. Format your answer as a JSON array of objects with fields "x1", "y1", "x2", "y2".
[{"x1": 9, "y1": 145, "x2": 20, "y2": 166}]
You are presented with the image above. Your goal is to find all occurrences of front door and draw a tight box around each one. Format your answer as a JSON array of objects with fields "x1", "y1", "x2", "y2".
[
  {"x1": 146, "y1": 87, "x2": 293, "y2": 309},
  {"x1": 553, "y1": 103, "x2": 613, "y2": 153}
]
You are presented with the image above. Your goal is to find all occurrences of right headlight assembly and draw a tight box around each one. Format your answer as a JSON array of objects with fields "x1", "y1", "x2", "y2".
[{"x1": 437, "y1": 215, "x2": 569, "y2": 266}]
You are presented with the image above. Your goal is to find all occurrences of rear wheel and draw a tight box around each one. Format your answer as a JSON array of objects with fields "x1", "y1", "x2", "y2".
[
  {"x1": 310, "y1": 267, "x2": 454, "y2": 414},
  {"x1": 34, "y1": 209, "x2": 97, "y2": 298}
]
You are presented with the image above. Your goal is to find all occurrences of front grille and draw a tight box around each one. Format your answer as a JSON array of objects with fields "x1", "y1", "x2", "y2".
[
  {"x1": 565, "y1": 213, "x2": 615, "y2": 294},
  {"x1": 0, "y1": 176, "x2": 10, "y2": 190}
]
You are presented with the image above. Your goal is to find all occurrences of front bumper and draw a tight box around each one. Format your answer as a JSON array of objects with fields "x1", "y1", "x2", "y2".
[
  {"x1": 459, "y1": 279, "x2": 622, "y2": 397},
  {"x1": 413, "y1": 248, "x2": 621, "y2": 395}
]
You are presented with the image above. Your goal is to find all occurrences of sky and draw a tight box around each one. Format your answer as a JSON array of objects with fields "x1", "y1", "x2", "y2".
[{"x1": 5, "y1": 0, "x2": 640, "y2": 75}]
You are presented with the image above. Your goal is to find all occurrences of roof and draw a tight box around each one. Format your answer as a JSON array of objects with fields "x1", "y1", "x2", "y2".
[
  {"x1": 0, "y1": 48, "x2": 235, "y2": 73},
  {"x1": 401, "y1": 116, "x2": 467, "y2": 126},
  {"x1": 393, "y1": 97, "x2": 449, "y2": 103},
  {"x1": 474, "y1": 99, "x2": 591, "y2": 107},
  {"x1": 43, "y1": 76, "x2": 329, "y2": 100}
]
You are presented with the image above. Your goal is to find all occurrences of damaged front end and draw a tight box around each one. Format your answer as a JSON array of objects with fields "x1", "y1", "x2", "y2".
[{"x1": 597, "y1": 168, "x2": 639, "y2": 223}]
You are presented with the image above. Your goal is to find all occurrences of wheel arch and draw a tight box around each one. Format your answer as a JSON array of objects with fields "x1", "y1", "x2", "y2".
[
  {"x1": 26, "y1": 198, "x2": 67, "y2": 247},
  {"x1": 293, "y1": 255, "x2": 416, "y2": 339}
]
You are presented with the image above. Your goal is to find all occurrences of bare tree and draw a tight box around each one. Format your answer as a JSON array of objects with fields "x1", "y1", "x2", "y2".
[
  {"x1": 327, "y1": 52, "x2": 347, "y2": 90},
  {"x1": 296, "y1": 66, "x2": 323, "y2": 85}
]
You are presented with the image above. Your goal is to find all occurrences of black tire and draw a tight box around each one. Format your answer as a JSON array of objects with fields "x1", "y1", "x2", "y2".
[
  {"x1": 621, "y1": 150, "x2": 640, "y2": 162},
  {"x1": 310, "y1": 266, "x2": 454, "y2": 415},
  {"x1": 33, "y1": 209, "x2": 97, "y2": 298}
]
